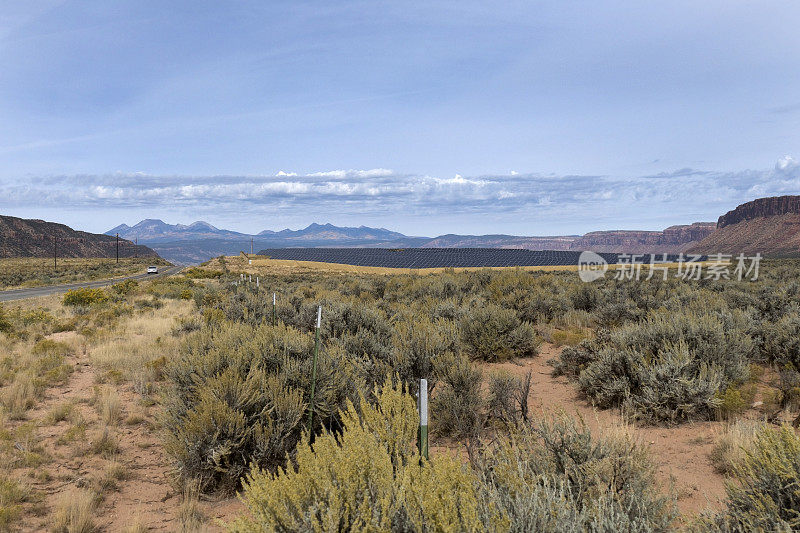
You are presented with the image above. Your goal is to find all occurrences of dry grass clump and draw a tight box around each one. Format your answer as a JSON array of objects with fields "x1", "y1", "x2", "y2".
[
  {"x1": 699, "y1": 425, "x2": 800, "y2": 531},
  {"x1": 122, "y1": 520, "x2": 149, "y2": 533},
  {"x1": 44, "y1": 401, "x2": 75, "y2": 425},
  {"x1": 94, "y1": 386, "x2": 122, "y2": 425},
  {"x1": 89, "y1": 427, "x2": 120, "y2": 458},
  {"x1": 709, "y1": 419, "x2": 763, "y2": 475},
  {"x1": 1, "y1": 371, "x2": 37, "y2": 419},
  {"x1": 91, "y1": 462, "x2": 130, "y2": 498},
  {"x1": 178, "y1": 480, "x2": 205, "y2": 533},
  {"x1": 89, "y1": 300, "x2": 189, "y2": 382},
  {"x1": 51, "y1": 489, "x2": 97, "y2": 533},
  {"x1": 1, "y1": 339, "x2": 73, "y2": 419}
]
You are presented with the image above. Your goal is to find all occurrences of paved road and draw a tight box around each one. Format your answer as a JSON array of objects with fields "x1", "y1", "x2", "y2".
[{"x1": 0, "y1": 266, "x2": 183, "y2": 302}]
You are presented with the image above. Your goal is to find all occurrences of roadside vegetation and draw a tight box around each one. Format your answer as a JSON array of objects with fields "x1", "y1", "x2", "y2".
[
  {"x1": 0, "y1": 257, "x2": 170, "y2": 290},
  {"x1": 2, "y1": 255, "x2": 800, "y2": 530}
]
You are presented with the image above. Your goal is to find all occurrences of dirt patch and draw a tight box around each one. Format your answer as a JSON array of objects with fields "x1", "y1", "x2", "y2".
[
  {"x1": 5, "y1": 329, "x2": 242, "y2": 531},
  {"x1": 476, "y1": 344, "x2": 727, "y2": 520}
]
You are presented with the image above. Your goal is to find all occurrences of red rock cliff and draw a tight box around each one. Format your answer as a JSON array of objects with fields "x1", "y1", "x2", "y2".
[{"x1": 717, "y1": 196, "x2": 800, "y2": 228}]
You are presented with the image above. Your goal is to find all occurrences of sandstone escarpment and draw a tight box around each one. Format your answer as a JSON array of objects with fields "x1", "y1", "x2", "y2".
[
  {"x1": 689, "y1": 196, "x2": 800, "y2": 257},
  {"x1": 568, "y1": 223, "x2": 716, "y2": 253},
  {"x1": 717, "y1": 195, "x2": 800, "y2": 228}
]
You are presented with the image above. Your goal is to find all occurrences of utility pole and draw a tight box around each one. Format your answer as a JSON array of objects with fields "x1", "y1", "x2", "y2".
[
  {"x1": 250, "y1": 237, "x2": 253, "y2": 255},
  {"x1": 116, "y1": 233, "x2": 119, "y2": 263},
  {"x1": 53, "y1": 236, "x2": 57, "y2": 270}
]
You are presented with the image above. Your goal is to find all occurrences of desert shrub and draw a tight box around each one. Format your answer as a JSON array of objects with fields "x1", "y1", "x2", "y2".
[
  {"x1": 487, "y1": 370, "x2": 531, "y2": 425},
  {"x1": 611, "y1": 310, "x2": 752, "y2": 383},
  {"x1": 0, "y1": 305, "x2": 11, "y2": 333},
  {"x1": 391, "y1": 315, "x2": 459, "y2": 391},
  {"x1": 578, "y1": 342, "x2": 725, "y2": 423},
  {"x1": 432, "y1": 353, "x2": 485, "y2": 439},
  {"x1": 472, "y1": 415, "x2": 676, "y2": 532},
  {"x1": 147, "y1": 277, "x2": 196, "y2": 299},
  {"x1": 63, "y1": 287, "x2": 108, "y2": 307},
  {"x1": 760, "y1": 310, "x2": 800, "y2": 367},
  {"x1": 229, "y1": 380, "x2": 483, "y2": 532},
  {"x1": 460, "y1": 303, "x2": 540, "y2": 362},
  {"x1": 163, "y1": 322, "x2": 359, "y2": 492},
  {"x1": 111, "y1": 278, "x2": 139, "y2": 296},
  {"x1": 715, "y1": 382, "x2": 757, "y2": 420},
  {"x1": 555, "y1": 310, "x2": 752, "y2": 423},
  {"x1": 699, "y1": 425, "x2": 800, "y2": 531},
  {"x1": 164, "y1": 371, "x2": 306, "y2": 492}
]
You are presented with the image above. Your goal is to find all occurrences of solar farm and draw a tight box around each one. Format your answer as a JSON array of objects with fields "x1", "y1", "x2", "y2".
[{"x1": 257, "y1": 248, "x2": 689, "y2": 268}]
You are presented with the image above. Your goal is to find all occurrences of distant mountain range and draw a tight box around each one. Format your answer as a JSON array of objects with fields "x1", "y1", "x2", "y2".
[
  {"x1": 1, "y1": 215, "x2": 158, "y2": 259},
  {"x1": 108, "y1": 219, "x2": 409, "y2": 244},
  {"x1": 106, "y1": 218, "x2": 717, "y2": 264}
]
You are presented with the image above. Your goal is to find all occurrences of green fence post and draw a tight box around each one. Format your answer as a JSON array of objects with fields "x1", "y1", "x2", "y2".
[
  {"x1": 418, "y1": 378, "x2": 428, "y2": 460},
  {"x1": 272, "y1": 292, "x2": 277, "y2": 327},
  {"x1": 307, "y1": 306, "x2": 322, "y2": 442}
]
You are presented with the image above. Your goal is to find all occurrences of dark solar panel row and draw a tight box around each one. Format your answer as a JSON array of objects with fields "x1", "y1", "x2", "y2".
[{"x1": 257, "y1": 248, "x2": 695, "y2": 269}]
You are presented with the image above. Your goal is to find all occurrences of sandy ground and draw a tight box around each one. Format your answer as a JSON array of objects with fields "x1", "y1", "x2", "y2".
[
  {"x1": 13, "y1": 331, "x2": 242, "y2": 532},
  {"x1": 477, "y1": 344, "x2": 728, "y2": 520}
]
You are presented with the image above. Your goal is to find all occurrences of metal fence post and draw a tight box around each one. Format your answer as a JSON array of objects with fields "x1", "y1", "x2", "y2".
[
  {"x1": 419, "y1": 378, "x2": 428, "y2": 460},
  {"x1": 307, "y1": 306, "x2": 322, "y2": 442},
  {"x1": 272, "y1": 293, "x2": 277, "y2": 326}
]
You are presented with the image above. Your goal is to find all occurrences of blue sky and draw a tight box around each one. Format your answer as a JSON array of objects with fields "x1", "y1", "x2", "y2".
[{"x1": 1, "y1": 1, "x2": 800, "y2": 236}]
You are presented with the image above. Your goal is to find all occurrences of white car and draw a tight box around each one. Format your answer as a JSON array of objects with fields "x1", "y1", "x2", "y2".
[{"x1": 147, "y1": 266, "x2": 159, "y2": 274}]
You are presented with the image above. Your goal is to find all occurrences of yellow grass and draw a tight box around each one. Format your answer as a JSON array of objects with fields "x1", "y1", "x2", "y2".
[
  {"x1": 89, "y1": 299, "x2": 191, "y2": 377},
  {"x1": 95, "y1": 387, "x2": 122, "y2": 426},
  {"x1": 51, "y1": 489, "x2": 96, "y2": 533}
]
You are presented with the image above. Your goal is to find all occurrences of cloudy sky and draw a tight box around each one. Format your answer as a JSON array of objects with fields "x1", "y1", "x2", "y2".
[{"x1": 2, "y1": 1, "x2": 800, "y2": 236}]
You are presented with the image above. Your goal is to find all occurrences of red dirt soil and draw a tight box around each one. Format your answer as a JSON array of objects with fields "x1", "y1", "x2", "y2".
[{"x1": 474, "y1": 344, "x2": 727, "y2": 521}]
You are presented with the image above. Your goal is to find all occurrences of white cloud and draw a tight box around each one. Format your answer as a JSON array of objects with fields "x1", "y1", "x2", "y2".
[{"x1": 3, "y1": 158, "x2": 800, "y2": 228}]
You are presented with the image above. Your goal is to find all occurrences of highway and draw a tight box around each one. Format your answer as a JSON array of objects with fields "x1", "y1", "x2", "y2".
[{"x1": 0, "y1": 266, "x2": 183, "y2": 302}]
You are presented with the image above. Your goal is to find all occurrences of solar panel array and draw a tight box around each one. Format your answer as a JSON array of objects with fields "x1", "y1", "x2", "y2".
[{"x1": 257, "y1": 248, "x2": 694, "y2": 269}]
